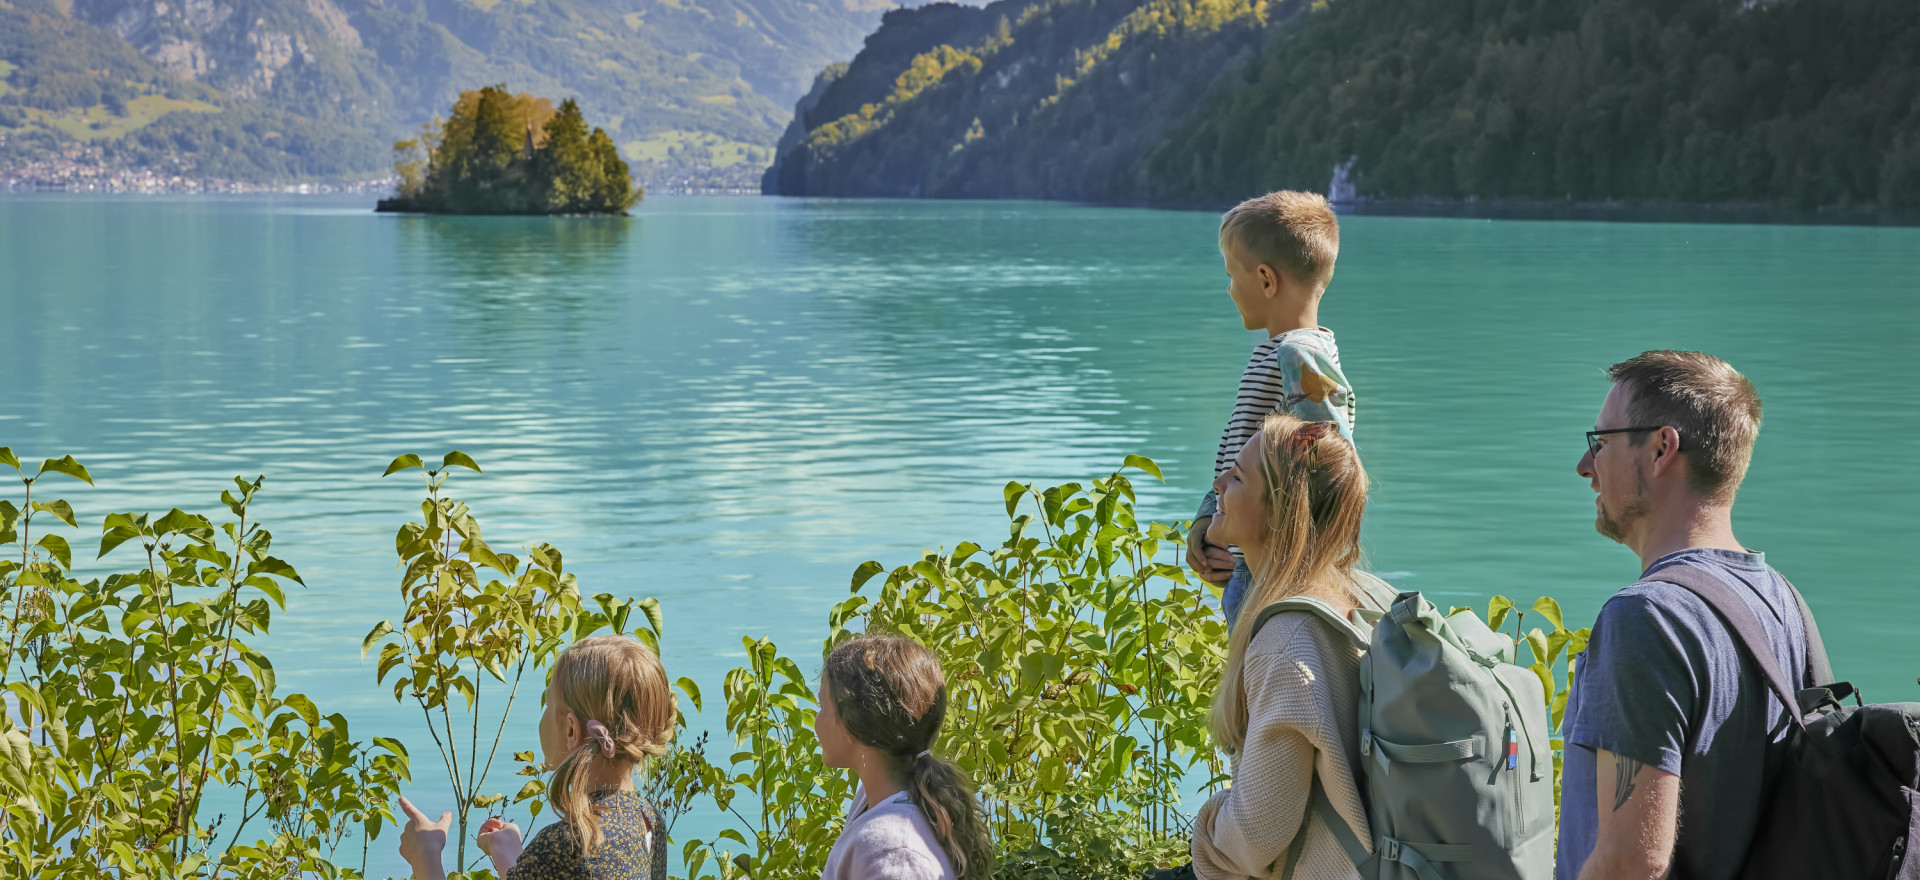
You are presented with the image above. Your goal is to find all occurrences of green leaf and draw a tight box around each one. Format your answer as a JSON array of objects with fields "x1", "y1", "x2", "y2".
[
  {"x1": 1566, "y1": 628, "x2": 1591, "y2": 660},
  {"x1": 246, "y1": 575, "x2": 287, "y2": 609},
  {"x1": 441, "y1": 451, "x2": 483, "y2": 473},
  {"x1": 284, "y1": 693, "x2": 320, "y2": 727},
  {"x1": 36, "y1": 455, "x2": 92, "y2": 485},
  {"x1": 45, "y1": 710, "x2": 69, "y2": 753},
  {"x1": 0, "y1": 730, "x2": 30, "y2": 793},
  {"x1": 950, "y1": 542, "x2": 981, "y2": 565},
  {"x1": 361, "y1": 621, "x2": 394, "y2": 659},
  {"x1": 37, "y1": 534, "x2": 70, "y2": 570},
  {"x1": 373, "y1": 736, "x2": 410, "y2": 763},
  {"x1": 676, "y1": 676, "x2": 703, "y2": 713},
  {"x1": 98, "y1": 526, "x2": 142, "y2": 559},
  {"x1": 1121, "y1": 454, "x2": 1164, "y2": 481},
  {"x1": 1003, "y1": 481, "x2": 1027, "y2": 518},
  {"x1": 1530, "y1": 596, "x2": 1566, "y2": 632},
  {"x1": 0, "y1": 448, "x2": 17, "y2": 473},
  {"x1": 1524, "y1": 628, "x2": 1550, "y2": 667},
  {"x1": 247, "y1": 556, "x2": 305, "y2": 586},
  {"x1": 1036, "y1": 755, "x2": 1068, "y2": 791},
  {"x1": 637, "y1": 597, "x2": 663, "y2": 637},
  {"x1": 31, "y1": 499, "x2": 75, "y2": 527},
  {"x1": 1487, "y1": 595, "x2": 1514, "y2": 632},
  {"x1": 1529, "y1": 661, "x2": 1555, "y2": 707},
  {"x1": 154, "y1": 508, "x2": 212, "y2": 538},
  {"x1": 382, "y1": 454, "x2": 424, "y2": 477},
  {"x1": 243, "y1": 649, "x2": 276, "y2": 699},
  {"x1": 849, "y1": 560, "x2": 885, "y2": 594},
  {"x1": 462, "y1": 539, "x2": 512, "y2": 575},
  {"x1": 514, "y1": 779, "x2": 546, "y2": 802}
]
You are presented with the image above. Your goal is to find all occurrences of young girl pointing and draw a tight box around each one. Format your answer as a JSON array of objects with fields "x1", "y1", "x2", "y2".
[{"x1": 398, "y1": 634, "x2": 676, "y2": 880}]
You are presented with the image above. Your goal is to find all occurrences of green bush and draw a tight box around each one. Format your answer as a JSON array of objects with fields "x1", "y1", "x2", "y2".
[
  {"x1": 0, "y1": 448, "x2": 1591, "y2": 878},
  {"x1": 666, "y1": 457, "x2": 1225, "y2": 879},
  {"x1": 0, "y1": 450, "x2": 404, "y2": 878},
  {"x1": 666, "y1": 455, "x2": 1592, "y2": 879}
]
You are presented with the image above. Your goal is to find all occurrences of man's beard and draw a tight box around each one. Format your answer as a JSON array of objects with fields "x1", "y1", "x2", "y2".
[{"x1": 1595, "y1": 473, "x2": 1650, "y2": 544}]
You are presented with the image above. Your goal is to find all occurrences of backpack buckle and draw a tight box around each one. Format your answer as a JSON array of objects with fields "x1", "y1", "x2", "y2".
[
  {"x1": 1359, "y1": 729, "x2": 1390, "y2": 775},
  {"x1": 1379, "y1": 838, "x2": 1402, "y2": 862}
]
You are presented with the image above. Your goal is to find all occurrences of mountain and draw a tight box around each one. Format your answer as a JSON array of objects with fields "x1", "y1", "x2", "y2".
[
  {"x1": 764, "y1": 0, "x2": 1920, "y2": 211},
  {"x1": 1, "y1": 0, "x2": 894, "y2": 181}
]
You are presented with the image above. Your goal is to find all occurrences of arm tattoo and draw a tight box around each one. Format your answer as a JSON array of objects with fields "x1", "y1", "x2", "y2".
[{"x1": 1611, "y1": 755, "x2": 1644, "y2": 812}]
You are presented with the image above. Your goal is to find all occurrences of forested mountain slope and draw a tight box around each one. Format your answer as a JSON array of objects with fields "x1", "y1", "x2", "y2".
[
  {"x1": 1, "y1": 0, "x2": 892, "y2": 179},
  {"x1": 766, "y1": 0, "x2": 1920, "y2": 210}
]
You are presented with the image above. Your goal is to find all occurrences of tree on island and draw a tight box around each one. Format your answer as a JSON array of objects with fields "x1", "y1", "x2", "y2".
[{"x1": 382, "y1": 86, "x2": 641, "y2": 215}]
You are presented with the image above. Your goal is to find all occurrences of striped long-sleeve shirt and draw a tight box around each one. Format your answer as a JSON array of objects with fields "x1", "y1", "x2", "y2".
[{"x1": 1196, "y1": 327, "x2": 1356, "y2": 523}]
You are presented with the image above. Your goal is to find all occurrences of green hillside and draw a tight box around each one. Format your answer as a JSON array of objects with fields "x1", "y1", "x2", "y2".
[
  {"x1": 0, "y1": 0, "x2": 390, "y2": 177},
  {"x1": 1, "y1": 0, "x2": 891, "y2": 179},
  {"x1": 765, "y1": 0, "x2": 1920, "y2": 211}
]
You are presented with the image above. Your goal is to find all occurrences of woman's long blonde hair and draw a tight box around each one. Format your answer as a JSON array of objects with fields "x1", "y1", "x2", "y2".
[
  {"x1": 1209, "y1": 414, "x2": 1369, "y2": 753},
  {"x1": 547, "y1": 634, "x2": 677, "y2": 854}
]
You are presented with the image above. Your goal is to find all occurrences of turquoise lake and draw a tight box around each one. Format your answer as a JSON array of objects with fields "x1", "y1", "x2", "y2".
[{"x1": 1, "y1": 193, "x2": 1916, "y2": 872}]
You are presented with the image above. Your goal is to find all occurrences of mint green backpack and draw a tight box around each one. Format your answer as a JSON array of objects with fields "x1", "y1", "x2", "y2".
[{"x1": 1250, "y1": 577, "x2": 1555, "y2": 880}]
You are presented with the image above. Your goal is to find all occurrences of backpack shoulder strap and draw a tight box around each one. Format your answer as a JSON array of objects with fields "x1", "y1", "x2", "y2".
[
  {"x1": 1348, "y1": 570, "x2": 1399, "y2": 616},
  {"x1": 1246, "y1": 596, "x2": 1371, "y2": 651},
  {"x1": 1781, "y1": 576, "x2": 1834, "y2": 687},
  {"x1": 1651, "y1": 565, "x2": 1807, "y2": 730},
  {"x1": 1279, "y1": 771, "x2": 1376, "y2": 880}
]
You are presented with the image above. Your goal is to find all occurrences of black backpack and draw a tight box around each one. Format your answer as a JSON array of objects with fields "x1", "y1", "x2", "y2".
[{"x1": 1657, "y1": 566, "x2": 1920, "y2": 880}]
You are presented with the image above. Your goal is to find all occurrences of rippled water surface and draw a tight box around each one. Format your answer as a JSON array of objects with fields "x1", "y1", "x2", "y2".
[{"x1": 2, "y1": 194, "x2": 1915, "y2": 870}]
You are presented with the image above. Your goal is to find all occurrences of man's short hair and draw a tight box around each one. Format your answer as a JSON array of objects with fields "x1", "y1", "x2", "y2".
[
  {"x1": 1607, "y1": 351, "x2": 1763, "y2": 503},
  {"x1": 1219, "y1": 190, "x2": 1340, "y2": 293}
]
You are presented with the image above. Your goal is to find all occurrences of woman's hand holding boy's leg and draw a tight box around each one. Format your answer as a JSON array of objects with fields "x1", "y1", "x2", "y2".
[
  {"x1": 1187, "y1": 516, "x2": 1236, "y2": 585},
  {"x1": 478, "y1": 816, "x2": 524, "y2": 874},
  {"x1": 397, "y1": 796, "x2": 452, "y2": 880}
]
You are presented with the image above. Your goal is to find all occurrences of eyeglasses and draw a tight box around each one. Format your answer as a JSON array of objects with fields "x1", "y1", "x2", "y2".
[{"x1": 1585, "y1": 426, "x2": 1676, "y2": 457}]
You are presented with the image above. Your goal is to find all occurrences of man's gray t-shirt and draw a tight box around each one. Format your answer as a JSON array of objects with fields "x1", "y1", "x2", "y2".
[{"x1": 1555, "y1": 548, "x2": 1808, "y2": 880}]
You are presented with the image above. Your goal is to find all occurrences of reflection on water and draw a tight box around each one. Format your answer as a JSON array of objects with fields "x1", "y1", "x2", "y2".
[{"x1": 0, "y1": 194, "x2": 1916, "y2": 873}]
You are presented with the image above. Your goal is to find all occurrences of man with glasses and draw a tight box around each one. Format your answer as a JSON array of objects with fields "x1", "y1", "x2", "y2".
[{"x1": 1558, "y1": 351, "x2": 1812, "y2": 880}]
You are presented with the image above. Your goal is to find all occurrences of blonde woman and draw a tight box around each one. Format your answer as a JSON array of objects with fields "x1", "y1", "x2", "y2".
[{"x1": 1189, "y1": 414, "x2": 1390, "y2": 880}]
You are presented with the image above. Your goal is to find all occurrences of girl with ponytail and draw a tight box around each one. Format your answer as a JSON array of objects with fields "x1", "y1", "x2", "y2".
[
  {"x1": 814, "y1": 634, "x2": 994, "y2": 880},
  {"x1": 397, "y1": 635, "x2": 677, "y2": 880}
]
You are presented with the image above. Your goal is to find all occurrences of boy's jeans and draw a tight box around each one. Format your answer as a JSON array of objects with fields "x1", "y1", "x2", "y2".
[{"x1": 1222, "y1": 557, "x2": 1251, "y2": 630}]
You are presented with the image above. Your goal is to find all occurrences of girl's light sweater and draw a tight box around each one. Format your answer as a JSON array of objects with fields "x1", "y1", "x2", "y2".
[
  {"x1": 821, "y1": 784, "x2": 955, "y2": 880},
  {"x1": 1191, "y1": 610, "x2": 1373, "y2": 880}
]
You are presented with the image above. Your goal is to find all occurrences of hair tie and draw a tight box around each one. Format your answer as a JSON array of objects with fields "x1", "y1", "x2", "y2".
[
  {"x1": 916, "y1": 750, "x2": 932, "y2": 760},
  {"x1": 583, "y1": 719, "x2": 616, "y2": 758}
]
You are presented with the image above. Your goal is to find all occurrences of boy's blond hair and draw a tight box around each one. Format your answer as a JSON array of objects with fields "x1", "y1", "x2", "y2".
[{"x1": 1219, "y1": 190, "x2": 1340, "y2": 294}]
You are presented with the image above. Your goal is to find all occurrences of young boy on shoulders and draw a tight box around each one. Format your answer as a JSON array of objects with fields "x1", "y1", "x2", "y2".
[{"x1": 1185, "y1": 190, "x2": 1357, "y2": 629}]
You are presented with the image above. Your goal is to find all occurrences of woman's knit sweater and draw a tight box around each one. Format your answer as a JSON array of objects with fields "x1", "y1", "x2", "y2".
[{"x1": 1191, "y1": 610, "x2": 1373, "y2": 880}]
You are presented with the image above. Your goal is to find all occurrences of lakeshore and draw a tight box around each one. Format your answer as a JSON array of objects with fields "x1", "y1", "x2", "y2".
[{"x1": 1, "y1": 192, "x2": 1915, "y2": 875}]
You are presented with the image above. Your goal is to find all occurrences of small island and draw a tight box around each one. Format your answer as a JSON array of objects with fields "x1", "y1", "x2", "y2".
[{"x1": 377, "y1": 86, "x2": 641, "y2": 215}]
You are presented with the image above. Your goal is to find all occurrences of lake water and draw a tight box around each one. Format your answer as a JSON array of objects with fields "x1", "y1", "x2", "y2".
[{"x1": 2, "y1": 193, "x2": 1916, "y2": 873}]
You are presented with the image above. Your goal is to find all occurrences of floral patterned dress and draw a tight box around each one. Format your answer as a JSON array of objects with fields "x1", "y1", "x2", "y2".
[{"x1": 507, "y1": 791, "x2": 666, "y2": 880}]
